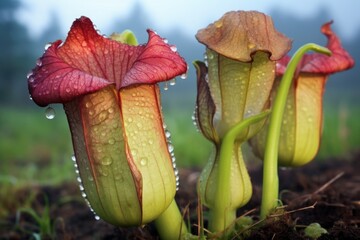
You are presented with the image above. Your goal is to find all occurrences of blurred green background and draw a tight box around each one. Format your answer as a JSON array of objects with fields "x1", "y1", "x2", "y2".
[{"x1": 0, "y1": 0, "x2": 359, "y2": 187}]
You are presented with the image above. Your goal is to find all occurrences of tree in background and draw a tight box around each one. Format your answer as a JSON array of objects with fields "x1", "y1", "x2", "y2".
[{"x1": 0, "y1": 0, "x2": 62, "y2": 105}]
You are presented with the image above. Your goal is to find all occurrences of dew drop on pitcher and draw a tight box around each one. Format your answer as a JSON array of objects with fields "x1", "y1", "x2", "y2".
[
  {"x1": 45, "y1": 106, "x2": 55, "y2": 120},
  {"x1": 180, "y1": 72, "x2": 187, "y2": 79},
  {"x1": 163, "y1": 82, "x2": 169, "y2": 91},
  {"x1": 170, "y1": 45, "x2": 177, "y2": 52},
  {"x1": 169, "y1": 78, "x2": 176, "y2": 86},
  {"x1": 44, "y1": 43, "x2": 51, "y2": 50}
]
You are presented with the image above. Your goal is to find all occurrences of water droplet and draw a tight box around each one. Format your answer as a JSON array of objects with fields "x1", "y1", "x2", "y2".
[
  {"x1": 204, "y1": 59, "x2": 208, "y2": 67},
  {"x1": 71, "y1": 154, "x2": 76, "y2": 162},
  {"x1": 44, "y1": 43, "x2": 51, "y2": 50},
  {"x1": 99, "y1": 169, "x2": 109, "y2": 176},
  {"x1": 81, "y1": 192, "x2": 87, "y2": 198},
  {"x1": 191, "y1": 114, "x2": 196, "y2": 121},
  {"x1": 169, "y1": 78, "x2": 176, "y2": 86},
  {"x1": 163, "y1": 82, "x2": 169, "y2": 91},
  {"x1": 94, "y1": 215, "x2": 100, "y2": 221},
  {"x1": 203, "y1": 53, "x2": 208, "y2": 61},
  {"x1": 26, "y1": 71, "x2": 33, "y2": 79},
  {"x1": 180, "y1": 72, "x2": 187, "y2": 79},
  {"x1": 45, "y1": 106, "x2": 55, "y2": 120},
  {"x1": 86, "y1": 200, "x2": 93, "y2": 209},
  {"x1": 248, "y1": 43, "x2": 256, "y2": 49},
  {"x1": 245, "y1": 110, "x2": 252, "y2": 117},
  {"x1": 81, "y1": 41, "x2": 87, "y2": 47},
  {"x1": 108, "y1": 107, "x2": 114, "y2": 113},
  {"x1": 98, "y1": 112, "x2": 108, "y2": 122},
  {"x1": 115, "y1": 173, "x2": 123, "y2": 181},
  {"x1": 28, "y1": 76, "x2": 35, "y2": 83},
  {"x1": 36, "y1": 59, "x2": 42, "y2": 66},
  {"x1": 163, "y1": 38, "x2": 168, "y2": 44},
  {"x1": 140, "y1": 158, "x2": 148, "y2": 166},
  {"x1": 165, "y1": 130, "x2": 171, "y2": 138},
  {"x1": 168, "y1": 144, "x2": 174, "y2": 153},
  {"x1": 214, "y1": 20, "x2": 223, "y2": 28},
  {"x1": 170, "y1": 45, "x2": 177, "y2": 52},
  {"x1": 85, "y1": 102, "x2": 92, "y2": 108},
  {"x1": 176, "y1": 182, "x2": 180, "y2": 191},
  {"x1": 101, "y1": 157, "x2": 112, "y2": 166},
  {"x1": 280, "y1": 167, "x2": 290, "y2": 171},
  {"x1": 132, "y1": 149, "x2": 138, "y2": 156},
  {"x1": 192, "y1": 111, "x2": 198, "y2": 127},
  {"x1": 79, "y1": 184, "x2": 84, "y2": 191},
  {"x1": 29, "y1": 95, "x2": 33, "y2": 101},
  {"x1": 209, "y1": 52, "x2": 216, "y2": 60},
  {"x1": 77, "y1": 177, "x2": 82, "y2": 183}
]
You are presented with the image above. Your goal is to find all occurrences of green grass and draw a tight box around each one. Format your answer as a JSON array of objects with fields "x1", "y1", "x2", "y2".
[
  {"x1": 317, "y1": 103, "x2": 360, "y2": 159},
  {"x1": 0, "y1": 105, "x2": 75, "y2": 185}
]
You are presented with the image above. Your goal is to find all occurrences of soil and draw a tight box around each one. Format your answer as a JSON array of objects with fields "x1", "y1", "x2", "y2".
[{"x1": 1, "y1": 152, "x2": 359, "y2": 240}]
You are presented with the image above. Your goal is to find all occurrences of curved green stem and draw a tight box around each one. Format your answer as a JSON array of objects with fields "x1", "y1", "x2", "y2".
[
  {"x1": 210, "y1": 110, "x2": 271, "y2": 234},
  {"x1": 154, "y1": 200, "x2": 188, "y2": 240},
  {"x1": 260, "y1": 44, "x2": 331, "y2": 219}
]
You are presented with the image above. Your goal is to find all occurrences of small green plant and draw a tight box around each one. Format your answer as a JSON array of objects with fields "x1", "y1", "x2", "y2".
[
  {"x1": 27, "y1": 10, "x2": 354, "y2": 239},
  {"x1": 0, "y1": 175, "x2": 18, "y2": 218},
  {"x1": 16, "y1": 196, "x2": 54, "y2": 239},
  {"x1": 304, "y1": 223, "x2": 328, "y2": 239}
]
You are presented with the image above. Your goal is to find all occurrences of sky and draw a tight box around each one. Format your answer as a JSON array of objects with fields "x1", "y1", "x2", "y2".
[{"x1": 17, "y1": 0, "x2": 360, "y2": 41}]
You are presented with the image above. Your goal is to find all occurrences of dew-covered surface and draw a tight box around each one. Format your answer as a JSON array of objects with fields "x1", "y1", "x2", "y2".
[{"x1": 0, "y1": 152, "x2": 359, "y2": 239}]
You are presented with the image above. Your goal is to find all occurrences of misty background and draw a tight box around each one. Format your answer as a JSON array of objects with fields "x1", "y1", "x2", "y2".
[
  {"x1": 1, "y1": 0, "x2": 359, "y2": 108},
  {"x1": 0, "y1": 0, "x2": 359, "y2": 173}
]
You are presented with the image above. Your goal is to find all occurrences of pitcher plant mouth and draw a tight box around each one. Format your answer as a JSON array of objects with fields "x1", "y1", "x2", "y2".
[
  {"x1": 27, "y1": 16, "x2": 188, "y2": 226},
  {"x1": 194, "y1": 11, "x2": 292, "y2": 142},
  {"x1": 28, "y1": 16, "x2": 187, "y2": 107}
]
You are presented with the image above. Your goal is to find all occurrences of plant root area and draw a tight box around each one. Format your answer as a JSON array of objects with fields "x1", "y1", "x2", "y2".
[{"x1": 1, "y1": 152, "x2": 359, "y2": 239}]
